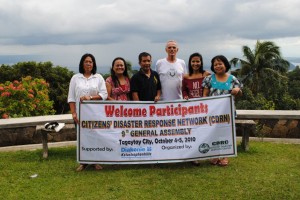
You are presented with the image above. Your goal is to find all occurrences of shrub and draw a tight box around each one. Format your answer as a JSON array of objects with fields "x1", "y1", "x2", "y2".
[{"x1": 0, "y1": 76, "x2": 55, "y2": 118}]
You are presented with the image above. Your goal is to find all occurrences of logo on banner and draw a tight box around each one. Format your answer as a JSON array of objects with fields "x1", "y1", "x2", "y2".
[{"x1": 198, "y1": 143, "x2": 210, "y2": 154}]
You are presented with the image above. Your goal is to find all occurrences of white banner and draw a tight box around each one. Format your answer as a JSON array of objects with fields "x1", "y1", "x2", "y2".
[{"x1": 77, "y1": 95, "x2": 237, "y2": 164}]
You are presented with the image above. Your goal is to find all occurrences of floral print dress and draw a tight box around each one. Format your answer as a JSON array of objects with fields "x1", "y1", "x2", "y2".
[
  {"x1": 105, "y1": 76, "x2": 130, "y2": 101},
  {"x1": 202, "y1": 74, "x2": 242, "y2": 96}
]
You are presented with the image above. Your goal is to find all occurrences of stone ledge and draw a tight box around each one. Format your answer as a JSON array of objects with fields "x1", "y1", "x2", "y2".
[{"x1": 0, "y1": 124, "x2": 76, "y2": 147}]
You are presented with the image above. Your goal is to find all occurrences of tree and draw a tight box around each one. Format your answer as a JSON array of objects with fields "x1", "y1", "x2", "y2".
[
  {"x1": 230, "y1": 40, "x2": 289, "y2": 95},
  {"x1": 288, "y1": 66, "x2": 300, "y2": 99},
  {"x1": 0, "y1": 62, "x2": 74, "y2": 114},
  {"x1": 230, "y1": 40, "x2": 292, "y2": 110},
  {"x1": 0, "y1": 76, "x2": 55, "y2": 118}
]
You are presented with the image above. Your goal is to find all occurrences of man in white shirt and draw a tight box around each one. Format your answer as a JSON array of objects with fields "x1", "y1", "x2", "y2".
[{"x1": 155, "y1": 40, "x2": 187, "y2": 101}]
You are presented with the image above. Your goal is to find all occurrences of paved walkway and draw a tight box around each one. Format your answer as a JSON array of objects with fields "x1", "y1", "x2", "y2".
[{"x1": 0, "y1": 137, "x2": 299, "y2": 152}]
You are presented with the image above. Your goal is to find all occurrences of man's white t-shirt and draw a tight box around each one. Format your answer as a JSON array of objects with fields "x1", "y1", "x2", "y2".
[{"x1": 155, "y1": 58, "x2": 187, "y2": 101}]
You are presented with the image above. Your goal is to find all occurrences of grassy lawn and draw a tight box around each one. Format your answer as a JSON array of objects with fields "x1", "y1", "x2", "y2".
[{"x1": 0, "y1": 141, "x2": 299, "y2": 200}]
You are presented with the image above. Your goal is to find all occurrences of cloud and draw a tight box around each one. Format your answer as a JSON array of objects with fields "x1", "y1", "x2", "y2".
[{"x1": 0, "y1": 0, "x2": 300, "y2": 71}]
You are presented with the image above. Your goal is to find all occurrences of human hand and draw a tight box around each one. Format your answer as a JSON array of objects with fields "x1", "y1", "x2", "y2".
[
  {"x1": 154, "y1": 95, "x2": 160, "y2": 102},
  {"x1": 231, "y1": 88, "x2": 241, "y2": 96},
  {"x1": 72, "y1": 113, "x2": 79, "y2": 124},
  {"x1": 80, "y1": 95, "x2": 91, "y2": 102},
  {"x1": 184, "y1": 96, "x2": 189, "y2": 100}
]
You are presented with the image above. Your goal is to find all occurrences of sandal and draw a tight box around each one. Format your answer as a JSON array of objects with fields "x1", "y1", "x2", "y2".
[
  {"x1": 94, "y1": 164, "x2": 103, "y2": 170},
  {"x1": 218, "y1": 158, "x2": 229, "y2": 166},
  {"x1": 76, "y1": 164, "x2": 87, "y2": 172},
  {"x1": 210, "y1": 158, "x2": 220, "y2": 165}
]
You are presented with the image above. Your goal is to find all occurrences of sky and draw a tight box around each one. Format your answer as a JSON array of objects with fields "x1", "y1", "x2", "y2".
[{"x1": 1, "y1": 0, "x2": 300, "y2": 73}]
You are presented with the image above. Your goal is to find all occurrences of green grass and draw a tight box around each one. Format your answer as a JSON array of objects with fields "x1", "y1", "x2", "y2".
[{"x1": 0, "y1": 141, "x2": 299, "y2": 200}]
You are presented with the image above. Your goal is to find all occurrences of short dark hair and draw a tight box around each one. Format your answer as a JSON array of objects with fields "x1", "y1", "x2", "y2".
[
  {"x1": 210, "y1": 55, "x2": 231, "y2": 73},
  {"x1": 188, "y1": 52, "x2": 204, "y2": 76},
  {"x1": 110, "y1": 57, "x2": 129, "y2": 86},
  {"x1": 138, "y1": 52, "x2": 152, "y2": 63},
  {"x1": 79, "y1": 53, "x2": 97, "y2": 74}
]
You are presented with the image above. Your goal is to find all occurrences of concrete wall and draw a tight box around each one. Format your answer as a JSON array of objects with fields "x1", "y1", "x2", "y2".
[
  {"x1": 0, "y1": 124, "x2": 76, "y2": 147},
  {"x1": 257, "y1": 119, "x2": 300, "y2": 138}
]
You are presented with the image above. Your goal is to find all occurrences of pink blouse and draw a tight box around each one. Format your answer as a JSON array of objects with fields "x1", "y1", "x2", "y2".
[{"x1": 106, "y1": 76, "x2": 130, "y2": 101}]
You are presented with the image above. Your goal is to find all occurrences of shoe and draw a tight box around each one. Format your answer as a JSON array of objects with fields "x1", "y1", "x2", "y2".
[
  {"x1": 218, "y1": 158, "x2": 229, "y2": 166},
  {"x1": 191, "y1": 160, "x2": 200, "y2": 166},
  {"x1": 94, "y1": 164, "x2": 103, "y2": 170},
  {"x1": 210, "y1": 158, "x2": 220, "y2": 165},
  {"x1": 76, "y1": 164, "x2": 87, "y2": 172}
]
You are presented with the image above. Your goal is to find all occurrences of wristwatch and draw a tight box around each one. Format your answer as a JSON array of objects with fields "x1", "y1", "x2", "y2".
[{"x1": 90, "y1": 96, "x2": 93, "y2": 100}]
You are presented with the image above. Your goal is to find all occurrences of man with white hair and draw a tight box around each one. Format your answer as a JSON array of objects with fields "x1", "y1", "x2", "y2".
[{"x1": 155, "y1": 40, "x2": 187, "y2": 101}]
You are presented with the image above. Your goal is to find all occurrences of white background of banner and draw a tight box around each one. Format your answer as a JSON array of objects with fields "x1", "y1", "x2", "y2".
[{"x1": 77, "y1": 95, "x2": 237, "y2": 164}]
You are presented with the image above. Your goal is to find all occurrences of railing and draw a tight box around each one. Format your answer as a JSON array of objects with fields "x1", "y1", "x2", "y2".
[
  {"x1": 236, "y1": 110, "x2": 300, "y2": 120},
  {"x1": 0, "y1": 114, "x2": 73, "y2": 128}
]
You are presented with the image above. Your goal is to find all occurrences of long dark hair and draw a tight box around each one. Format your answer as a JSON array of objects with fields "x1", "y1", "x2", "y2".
[
  {"x1": 110, "y1": 57, "x2": 129, "y2": 86},
  {"x1": 79, "y1": 53, "x2": 97, "y2": 74},
  {"x1": 188, "y1": 52, "x2": 204, "y2": 76}
]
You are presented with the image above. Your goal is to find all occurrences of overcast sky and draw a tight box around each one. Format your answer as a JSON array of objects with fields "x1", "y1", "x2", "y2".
[{"x1": 1, "y1": 0, "x2": 300, "y2": 73}]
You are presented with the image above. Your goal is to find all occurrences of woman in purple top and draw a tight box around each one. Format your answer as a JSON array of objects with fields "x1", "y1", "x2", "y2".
[{"x1": 182, "y1": 52, "x2": 210, "y2": 100}]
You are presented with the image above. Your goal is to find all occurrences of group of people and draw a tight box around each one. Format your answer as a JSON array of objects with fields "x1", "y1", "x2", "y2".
[{"x1": 68, "y1": 40, "x2": 243, "y2": 171}]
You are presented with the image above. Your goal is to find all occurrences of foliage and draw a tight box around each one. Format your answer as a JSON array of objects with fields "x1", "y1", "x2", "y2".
[
  {"x1": 0, "y1": 61, "x2": 74, "y2": 114},
  {"x1": 0, "y1": 142, "x2": 299, "y2": 199},
  {"x1": 276, "y1": 93, "x2": 300, "y2": 110},
  {"x1": 235, "y1": 87, "x2": 275, "y2": 110},
  {"x1": 231, "y1": 40, "x2": 289, "y2": 95},
  {"x1": 230, "y1": 40, "x2": 295, "y2": 110},
  {"x1": 288, "y1": 66, "x2": 300, "y2": 99},
  {"x1": 102, "y1": 73, "x2": 110, "y2": 80},
  {"x1": 0, "y1": 76, "x2": 55, "y2": 118}
]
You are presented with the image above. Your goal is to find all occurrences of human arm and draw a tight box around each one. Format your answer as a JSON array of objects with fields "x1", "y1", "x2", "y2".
[
  {"x1": 202, "y1": 76, "x2": 211, "y2": 97},
  {"x1": 69, "y1": 102, "x2": 79, "y2": 124},
  {"x1": 154, "y1": 90, "x2": 161, "y2": 102},
  {"x1": 231, "y1": 88, "x2": 242, "y2": 96},
  {"x1": 67, "y1": 76, "x2": 79, "y2": 124},
  {"x1": 182, "y1": 76, "x2": 189, "y2": 100},
  {"x1": 105, "y1": 77, "x2": 115, "y2": 101},
  {"x1": 154, "y1": 72, "x2": 161, "y2": 102},
  {"x1": 204, "y1": 71, "x2": 211, "y2": 77},
  {"x1": 131, "y1": 92, "x2": 139, "y2": 101},
  {"x1": 105, "y1": 82, "x2": 114, "y2": 100},
  {"x1": 203, "y1": 88, "x2": 210, "y2": 97},
  {"x1": 97, "y1": 75, "x2": 108, "y2": 100},
  {"x1": 230, "y1": 75, "x2": 243, "y2": 97}
]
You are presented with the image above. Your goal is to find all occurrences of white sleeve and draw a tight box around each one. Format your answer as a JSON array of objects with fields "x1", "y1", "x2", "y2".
[
  {"x1": 97, "y1": 74, "x2": 108, "y2": 100},
  {"x1": 67, "y1": 75, "x2": 76, "y2": 103},
  {"x1": 155, "y1": 59, "x2": 161, "y2": 72}
]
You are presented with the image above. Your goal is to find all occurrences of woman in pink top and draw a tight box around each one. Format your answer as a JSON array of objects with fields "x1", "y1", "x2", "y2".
[
  {"x1": 182, "y1": 52, "x2": 210, "y2": 100},
  {"x1": 182, "y1": 52, "x2": 210, "y2": 166},
  {"x1": 106, "y1": 57, "x2": 131, "y2": 101}
]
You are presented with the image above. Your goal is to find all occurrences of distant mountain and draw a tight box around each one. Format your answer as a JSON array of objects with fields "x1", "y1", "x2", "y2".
[
  {"x1": 286, "y1": 57, "x2": 300, "y2": 71},
  {"x1": 229, "y1": 58, "x2": 299, "y2": 72},
  {"x1": 289, "y1": 62, "x2": 296, "y2": 71}
]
